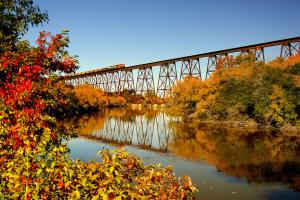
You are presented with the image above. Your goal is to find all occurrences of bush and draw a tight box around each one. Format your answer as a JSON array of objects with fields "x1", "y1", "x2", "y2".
[
  {"x1": 169, "y1": 76, "x2": 203, "y2": 117},
  {"x1": 73, "y1": 84, "x2": 106, "y2": 111},
  {"x1": 108, "y1": 96, "x2": 127, "y2": 107}
]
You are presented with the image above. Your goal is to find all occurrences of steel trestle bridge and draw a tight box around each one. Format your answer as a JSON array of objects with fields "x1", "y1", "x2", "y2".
[{"x1": 65, "y1": 37, "x2": 300, "y2": 97}]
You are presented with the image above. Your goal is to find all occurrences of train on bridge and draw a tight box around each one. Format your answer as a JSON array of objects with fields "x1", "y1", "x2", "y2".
[{"x1": 64, "y1": 37, "x2": 300, "y2": 98}]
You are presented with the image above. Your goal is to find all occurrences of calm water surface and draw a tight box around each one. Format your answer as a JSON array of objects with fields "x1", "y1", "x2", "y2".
[{"x1": 66, "y1": 108, "x2": 300, "y2": 200}]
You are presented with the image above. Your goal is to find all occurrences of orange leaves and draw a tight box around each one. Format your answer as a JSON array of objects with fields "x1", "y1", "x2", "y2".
[
  {"x1": 268, "y1": 52, "x2": 300, "y2": 69},
  {"x1": 73, "y1": 84, "x2": 106, "y2": 110},
  {"x1": 169, "y1": 50, "x2": 300, "y2": 125},
  {"x1": 286, "y1": 52, "x2": 300, "y2": 67}
]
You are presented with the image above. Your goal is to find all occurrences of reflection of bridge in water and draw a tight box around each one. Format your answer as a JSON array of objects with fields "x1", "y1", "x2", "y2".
[
  {"x1": 65, "y1": 37, "x2": 300, "y2": 97},
  {"x1": 81, "y1": 112, "x2": 175, "y2": 152}
]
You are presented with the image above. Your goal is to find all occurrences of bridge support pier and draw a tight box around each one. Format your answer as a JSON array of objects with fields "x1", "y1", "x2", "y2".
[
  {"x1": 241, "y1": 48, "x2": 265, "y2": 63},
  {"x1": 90, "y1": 75, "x2": 97, "y2": 88},
  {"x1": 280, "y1": 42, "x2": 300, "y2": 59},
  {"x1": 157, "y1": 62, "x2": 177, "y2": 98},
  {"x1": 119, "y1": 70, "x2": 135, "y2": 93},
  {"x1": 106, "y1": 72, "x2": 120, "y2": 93},
  {"x1": 95, "y1": 74, "x2": 107, "y2": 91},
  {"x1": 206, "y1": 54, "x2": 236, "y2": 79},
  {"x1": 136, "y1": 67, "x2": 155, "y2": 95},
  {"x1": 206, "y1": 55, "x2": 217, "y2": 79},
  {"x1": 180, "y1": 58, "x2": 201, "y2": 80}
]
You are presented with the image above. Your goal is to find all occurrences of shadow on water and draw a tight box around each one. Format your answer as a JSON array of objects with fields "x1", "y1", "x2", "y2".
[{"x1": 65, "y1": 107, "x2": 300, "y2": 199}]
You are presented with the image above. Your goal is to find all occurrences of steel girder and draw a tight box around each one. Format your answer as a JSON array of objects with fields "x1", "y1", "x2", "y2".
[
  {"x1": 119, "y1": 70, "x2": 135, "y2": 93},
  {"x1": 136, "y1": 67, "x2": 155, "y2": 95},
  {"x1": 157, "y1": 62, "x2": 177, "y2": 98},
  {"x1": 180, "y1": 58, "x2": 201, "y2": 80},
  {"x1": 280, "y1": 42, "x2": 300, "y2": 60}
]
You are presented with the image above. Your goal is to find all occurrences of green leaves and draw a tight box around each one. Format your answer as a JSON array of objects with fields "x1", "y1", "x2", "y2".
[{"x1": 169, "y1": 53, "x2": 300, "y2": 127}]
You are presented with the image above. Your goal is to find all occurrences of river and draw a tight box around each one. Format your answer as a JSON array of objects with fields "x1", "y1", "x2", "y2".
[{"x1": 66, "y1": 107, "x2": 300, "y2": 200}]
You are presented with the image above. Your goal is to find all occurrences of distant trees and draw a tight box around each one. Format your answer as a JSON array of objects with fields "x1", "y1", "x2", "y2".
[
  {"x1": 63, "y1": 84, "x2": 165, "y2": 112},
  {"x1": 168, "y1": 53, "x2": 300, "y2": 127},
  {"x1": 73, "y1": 84, "x2": 107, "y2": 110}
]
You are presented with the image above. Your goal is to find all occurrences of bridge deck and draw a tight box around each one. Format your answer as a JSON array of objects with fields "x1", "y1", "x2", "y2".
[{"x1": 65, "y1": 36, "x2": 300, "y2": 79}]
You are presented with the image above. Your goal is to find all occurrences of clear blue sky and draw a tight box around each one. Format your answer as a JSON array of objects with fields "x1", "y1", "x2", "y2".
[{"x1": 24, "y1": 0, "x2": 300, "y2": 72}]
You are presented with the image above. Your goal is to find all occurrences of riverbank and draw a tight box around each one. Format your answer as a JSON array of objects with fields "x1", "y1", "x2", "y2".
[
  {"x1": 167, "y1": 53, "x2": 300, "y2": 130},
  {"x1": 130, "y1": 103, "x2": 165, "y2": 109},
  {"x1": 184, "y1": 116, "x2": 300, "y2": 134}
]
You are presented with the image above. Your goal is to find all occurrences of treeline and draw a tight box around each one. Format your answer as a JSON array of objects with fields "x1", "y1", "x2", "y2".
[
  {"x1": 62, "y1": 83, "x2": 164, "y2": 114},
  {"x1": 168, "y1": 53, "x2": 300, "y2": 128}
]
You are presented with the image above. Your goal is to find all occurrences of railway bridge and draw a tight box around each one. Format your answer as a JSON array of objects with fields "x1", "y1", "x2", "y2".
[{"x1": 65, "y1": 37, "x2": 300, "y2": 97}]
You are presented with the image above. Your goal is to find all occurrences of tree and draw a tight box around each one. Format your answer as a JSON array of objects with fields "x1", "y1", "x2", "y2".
[{"x1": 0, "y1": 0, "x2": 48, "y2": 51}]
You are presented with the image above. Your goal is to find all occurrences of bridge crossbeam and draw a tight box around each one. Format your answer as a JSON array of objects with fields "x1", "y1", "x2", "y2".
[
  {"x1": 281, "y1": 42, "x2": 300, "y2": 60},
  {"x1": 136, "y1": 67, "x2": 155, "y2": 95},
  {"x1": 157, "y1": 62, "x2": 177, "y2": 98},
  {"x1": 119, "y1": 70, "x2": 135, "y2": 93},
  {"x1": 180, "y1": 58, "x2": 201, "y2": 80}
]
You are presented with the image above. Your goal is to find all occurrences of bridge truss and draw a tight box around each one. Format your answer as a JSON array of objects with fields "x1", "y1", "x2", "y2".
[{"x1": 65, "y1": 37, "x2": 300, "y2": 98}]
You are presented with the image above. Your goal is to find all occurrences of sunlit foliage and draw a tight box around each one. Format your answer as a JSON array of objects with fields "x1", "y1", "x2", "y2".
[
  {"x1": 73, "y1": 84, "x2": 107, "y2": 111},
  {"x1": 169, "y1": 53, "x2": 300, "y2": 127},
  {"x1": 0, "y1": 32, "x2": 197, "y2": 199}
]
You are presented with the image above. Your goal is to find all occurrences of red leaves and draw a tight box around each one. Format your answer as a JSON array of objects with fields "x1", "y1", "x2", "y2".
[
  {"x1": 0, "y1": 31, "x2": 80, "y2": 199},
  {"x1": 31, "y1": 162, "x2": 37, "y2": 171},
  {"x1": 58, "y1": 179, "x2": 65, "y2": 189},
  {"x1": 0, "y1": 31, "x2": 77, "y2": 154},
  {"x1": 19, "y1": 65, "x2": 42, "y2": 79},
  {"x1": 51, "y1": 132, "x2": 58, "y2": 141}
]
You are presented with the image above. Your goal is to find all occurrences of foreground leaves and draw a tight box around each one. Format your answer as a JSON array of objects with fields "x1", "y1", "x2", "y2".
[{"x1": 0, "y1": 31, "x2": 196, "y2": 199}]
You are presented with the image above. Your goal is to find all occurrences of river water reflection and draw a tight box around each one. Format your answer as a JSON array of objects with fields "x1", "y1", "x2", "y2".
[{"x1": 67, "y1": 108, "x2": 300, "y2": 200}]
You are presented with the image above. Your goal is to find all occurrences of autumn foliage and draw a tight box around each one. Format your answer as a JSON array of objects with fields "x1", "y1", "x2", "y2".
[
  {"x1": 0, "y1": 32, "x2": 197, "y2": 199},
  {"x1": 169, "y1": 53, "x2": 300, "y2": 127}
]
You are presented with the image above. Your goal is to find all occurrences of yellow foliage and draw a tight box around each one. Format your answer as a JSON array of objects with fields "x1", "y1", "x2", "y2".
[
  {"x1": 265, "y1": 85, "x2": 297, "y2": 125},
  {"x1": 74, "y1": 84, "x2": 106, "y2": 109},
  {"x1": 292, "y1": 75, "x2": 300, "y2": 87},
  {"x1": 285, "y1": 52, "x2": 300, "y2": 67},
  {"x1": 268, "y1": 57, "x2": 286, "y2": 69},
  {"x1": 268, "y1": 52, "x2": 300, "y2": 69},
  {"x1": 109, "y1": 96, "x2": 127, "y2": 107},
  {"x1": 169, "y1": 76, "x2": 203, "y2": 116}
]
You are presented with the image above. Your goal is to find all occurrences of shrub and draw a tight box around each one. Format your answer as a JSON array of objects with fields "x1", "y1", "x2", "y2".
[
  {"x1": 169, "y1": 76, "x2": 203, "y2": 117},
  {"x1": 73, "y1": 84, "x2": 106, "y2": 111},
  {"x1": 108, "y1": 96, "x2": 127, "y2": 107}
]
